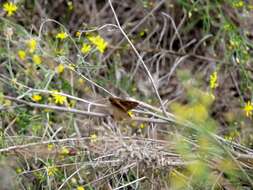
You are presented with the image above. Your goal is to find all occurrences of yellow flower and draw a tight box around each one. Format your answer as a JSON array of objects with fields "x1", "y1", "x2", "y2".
[
  {"x1": 87, "y1": 35, "x2": 107, "y2": 53},
  {"x1": 78, "y1": 78, "x2": 85, "y2": 85},
  {"x1": 32, "y1": 54, "x2": 42, "y2": 65},
  {"x1": 232, "y1": 1, "x2": 244, "y2": 8},
  {"x1": 47, "y1": 144, "x2": 54, "y2": 151},
  {"x1": 90, "y1": 134, "x2": 97, "y2": 143},
  {"x1": 210, "y1": 71, "x2": 218, "y2": 89},
  {"x1": 81, "y1": 43, "x2": 91, "y2": 54},
  {"x1": 67, "y1": 1, "x2": 73, "y2": 10},
  {"x1": 32, "y1": 94, "x2": 42, "y2": 102},
  {"x1": 16, "y1": 167, "x2": 22, "y2": 174},
  {"x1": 56, "y1": 64, "x2": 65, "y2": 74},
  {"x1": 244, "y1": 101, "x2": 253, "y2": 117},
  {"x1": 52, "y1": 91, "x2": 67, "y2": 105},
  {"x1": 76, "y1": 186, "x2": 85, "y2": 190},
  {"x1": 47, "y1": 166, "x2": 58, "y2": 176},
  {"x1": 18, "y1": 50, "x2": 26, "y2": 60},
  {"x1": 3, "y1": 2, "x2": 17, "y2": 16},
  {"x1": 76, "y1": 31, "x2": 81, "y2": 37},
  {"x1": 139, "y1": 123, "x2": 145, "y2": 129},
  {"x1": 27, "y1": 38, "x2": 37, "y2": 53},
  {"x1": 127, "y1": 111, "x2": 133, "y2": 117},
  {"x1": 60, "y1": 147, "x2": 70, "y2": 155},
  {"x1": 56, "y1": 32, "x2": 68, "y2": 40}
]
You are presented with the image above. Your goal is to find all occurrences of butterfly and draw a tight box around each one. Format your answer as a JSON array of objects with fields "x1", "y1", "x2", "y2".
[{"x1": 108, "y1": 97, "x2": 139, "y2": 120}]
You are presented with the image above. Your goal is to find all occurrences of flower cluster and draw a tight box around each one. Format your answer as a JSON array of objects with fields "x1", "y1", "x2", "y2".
[
  {"x1": 17, "y1": 38, "x2": 43, "y2": 66},
  {"x1": 90, "y1": 134, "x2": 97, "y2": 143},
  {"x1": 232, "y1": 1, "x2": 245, "y2": 8},
  {"x1": 87, "y1": 35, "x2": 107, "y2": 53}
]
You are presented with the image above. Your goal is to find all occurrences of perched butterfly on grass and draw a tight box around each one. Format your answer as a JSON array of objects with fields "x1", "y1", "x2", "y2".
[{"x1": 108, "y1": 97, "x2": 139, "y2": 120}]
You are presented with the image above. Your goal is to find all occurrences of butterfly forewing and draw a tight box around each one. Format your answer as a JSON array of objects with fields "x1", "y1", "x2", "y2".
[{"x1": 109, "y1": 97, "x2": 139, "y2": 112}]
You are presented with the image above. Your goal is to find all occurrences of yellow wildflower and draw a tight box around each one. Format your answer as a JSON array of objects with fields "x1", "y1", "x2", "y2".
[
  {"x1": 31, "y1": 94, "x2": 42, "y2": 102},
  {"x1": 81, "y1": 43, "x2": 91, "y2": 54},
  {"x1": 210, "y1": 71, "x2": 218, "y2": 89},
  {"x1": 18, "y1": 50, "x2": 26, "y2": 60},
  {"x1": 47, "y1": 144, "x2": 54, "y2": 151},
  {"x1": 76, "y1": 186, "x2": 85, "y2": 190},
  {"x1": 67, "y1": 1, "x2": 73, "y2": 11},
  {"x1": 78, "y1": 78, "x2": 85, "y2": 85},
  {"x1": 232, "y1": 1, "x2": 244, "y2": 8},
  {"x1": 47, "y1": 166, "x2": 58, "y2": 176},
  {"x1": 60, "y1": 147, "x2": 70, "y2": 155},
  {"x1": 244, "y1": 101, "x2": 253, "y2": 117},
  {"x1": 52, "y1": 91, "x2": 67, "y2": 105},
  {"x1": 56, "y1": 64, "x2": 65, "y2": 74},
  {"x1": 139, "y1": 123, "x2": 145, "y2": 129},
  {"x1": 27, "y1": 38, "x2": 37, "y2": 53},
  {"x1": 87, "y1": 35, "x2": 107, "y2": 53},
  {"x1": 90, "y1": 134, "x2": 97, "y2": 143},
  {"x1": 128, "y1": 111, "x2": 133, "y2": 117},
  {"x1": 56, "y1": 32, "x2": 68, "y2": 40},
  {"x1": 3, "y1": 2, "x2": 17, "y2": 16},
  {"x1": 32, "y1": 54, "x2": 42, "y2": 65},
  {"x1": 15, "y1": 168, "x2": 22, "y2": 174},
  {"x1": 76, "y1": 31, "x2": 81, "y2": 37}
]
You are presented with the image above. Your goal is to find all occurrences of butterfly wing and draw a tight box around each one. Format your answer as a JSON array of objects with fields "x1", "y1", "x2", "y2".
[{"x1": 109, "y1": 97, "x2": 139, "y2": 112}]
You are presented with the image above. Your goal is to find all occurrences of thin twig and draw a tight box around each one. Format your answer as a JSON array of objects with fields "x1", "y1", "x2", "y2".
[
  {"x1": 113, "y1": 176, "x2": 146, "y2": 190},
  {"x1": 108, "y1": 0, "x2": 168, "y2": 117},
  {"x1": 4, "y1": 95, "x2": 106, "y2": 117}
]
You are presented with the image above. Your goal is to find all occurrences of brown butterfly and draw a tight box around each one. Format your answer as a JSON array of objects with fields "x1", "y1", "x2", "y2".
[{"x1": 108, "y1": 97, "x2": 139, "y2": 120}]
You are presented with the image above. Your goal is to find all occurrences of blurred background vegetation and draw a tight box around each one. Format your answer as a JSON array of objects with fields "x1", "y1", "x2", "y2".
[{"x1": 0, "y1": 0, "x2": 253, "y2": 189}]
